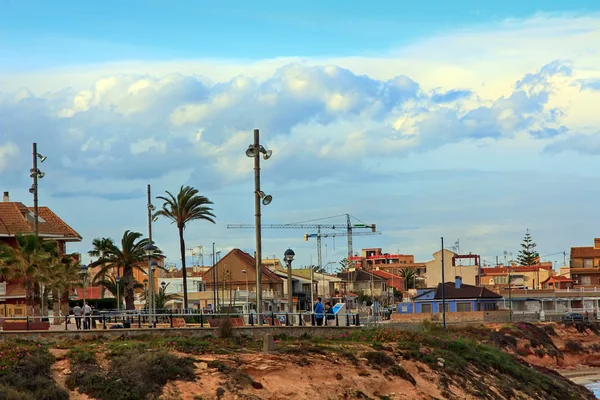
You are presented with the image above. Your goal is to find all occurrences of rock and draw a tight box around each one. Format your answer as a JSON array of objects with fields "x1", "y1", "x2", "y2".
[
  {"x1": 263, "y1": 334, "x2": 276, "y2": 352},
  {"x1": 585, "y1": 355, "x2": 600, "y2": 367},
  {"x1": 251, "y1": 381, "x2": 264, "y2": 389},
  {"x1": 62, "y1": 368, "x2": 71, "y2": 375},
  {"x1": 198, "y1": 362, "x2": 208, "y2": 370}
]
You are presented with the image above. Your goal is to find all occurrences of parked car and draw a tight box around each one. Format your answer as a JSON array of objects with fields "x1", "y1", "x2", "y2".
[{"x1": 561, "y1": 312, "x2": 588, "y2": 322}]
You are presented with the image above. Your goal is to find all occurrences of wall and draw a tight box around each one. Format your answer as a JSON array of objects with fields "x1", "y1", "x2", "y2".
[
  {"x1": 390, "y1": 310, "x2": 539, "y2": 324},
  {"x1": 425, "y1": 249, "x2": 480, "y2": 287},
  {"x1": 0, "y1": 326, "x2": 360, "y2": 342}
]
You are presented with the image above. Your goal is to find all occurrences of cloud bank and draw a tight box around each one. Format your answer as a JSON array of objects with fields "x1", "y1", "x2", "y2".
[{"x1": 1, "y1": 13, "x2": 600, "y2": 266}]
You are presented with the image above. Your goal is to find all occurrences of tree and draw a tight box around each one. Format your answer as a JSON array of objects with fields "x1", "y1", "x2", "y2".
[
  {"x1": 0, "y1": 234, "x2": 58, "y2": 315},
  {"x1": 89, "y1": 231, "x2": 154, "y2": 310},
  {"x1": 310, "y1": 265, "x2": 327, "y2": 274},
  {"x1": 338, "y1": 257, "x2": 349, "y2": 272},
  {"x1": 88, "y1": 237, "x2": 115, "y2": 298},
  {"x1": 516, "y1": 229, "x2": 540, "y2": 266},
  {"x1": 95, "y1": 274, "x2": 143, "y2": 309},
  {"x1": 141, "y1": 282, "x2": 182, "y2": 310},
  {"x1": 399, "y1": 268, "x2": 418, "y2": 290},
  {"x1": 154, "y1": 186, "x2": 216, "y2": 310}
]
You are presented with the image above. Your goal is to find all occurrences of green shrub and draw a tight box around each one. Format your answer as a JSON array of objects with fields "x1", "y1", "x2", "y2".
[{"x1": 564, "y1": 340, "x2": 585, "y2": 353}]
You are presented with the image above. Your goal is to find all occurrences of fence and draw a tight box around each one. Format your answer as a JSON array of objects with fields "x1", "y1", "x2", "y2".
[{"x1": 0, "y1": 309, "x2": 363, "y2": 331}]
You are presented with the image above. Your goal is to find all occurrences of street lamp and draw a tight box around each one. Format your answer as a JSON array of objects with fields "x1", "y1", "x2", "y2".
[
  {"x1": 150, "y1": 260, "x2": 158, "y2": 317},
  {"x1": 30, "y1": 143, "x2": 46, "y2": 237},
  {"x1": 144, "y1": 243, "x2": 157, "y2": 320},
  {"x1": 241, "y1": 269, "x2": 249, "y2": 315},
  {"x1": 246, "y1": 128, "x2": 273, "y2": 325},
  {"x1": 284, "y1": 249, "x2": 295, "y2": 316},
  {"x1": 115, "y1": 275, "x2": 121, "y2": 312},
  {"x1": 143, "y1": 278, "x2": 149, "y2": 310}
]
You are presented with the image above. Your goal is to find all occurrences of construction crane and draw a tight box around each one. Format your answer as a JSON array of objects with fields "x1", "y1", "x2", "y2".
[
  {"x1": 304, "y1": 231, "x2": 382, "y2": 274},
  {"x1": 226, "y1": 214, "x2": 376, "y2": 272}
]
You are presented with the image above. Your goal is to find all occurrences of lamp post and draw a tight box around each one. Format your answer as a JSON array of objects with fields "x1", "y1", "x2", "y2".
[
  {"x1": 143, "y1": 279, "x2": 149, "y2": 310},
  {"x1": 115, "y1": 275, "x2": 121, "y2": 312},
  {"x1": 284, "y1": 249, "x2": 295, "y2": 315},
  {"x1": 241, "y1": 269, "x2": 248, "y2": 314},
  {"x1": 161, "y1": 281, "x2": 166, "y2": 310},
  {"x1": 143, "y1": 243, "x2": 157, "y2": 322},
  {"x1": 441, "y1": 237, "x2": 446, "y2": 331},
  {"x1": 30, "y1": 143, "x2": 46, "y2": 237},
  {"x1": 245, "y1": 128, "x2": 273, "y2": 326}
]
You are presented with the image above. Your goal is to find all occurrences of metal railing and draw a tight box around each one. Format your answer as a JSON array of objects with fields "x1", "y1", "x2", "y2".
[{"x1": 0, "y1": 310, "x2": 364, "y2": 331}]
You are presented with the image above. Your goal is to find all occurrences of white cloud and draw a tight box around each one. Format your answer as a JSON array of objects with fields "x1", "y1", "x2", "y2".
[{"x1": 0, "y1": 13, "x2": 599, "y2": 267}]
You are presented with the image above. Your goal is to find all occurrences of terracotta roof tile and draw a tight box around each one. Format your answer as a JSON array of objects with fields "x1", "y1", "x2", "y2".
[
  {"x1": 202, "y1": 249, "x2": 283, "y2": 283},
  {"x1": 0, "y1": 201, "x2": 81, "y2": 240}
]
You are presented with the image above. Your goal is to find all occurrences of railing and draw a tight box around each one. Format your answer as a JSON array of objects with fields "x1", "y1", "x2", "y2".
[{"x1": 0, "y1": 310, "x2": 364, "y2": 331}]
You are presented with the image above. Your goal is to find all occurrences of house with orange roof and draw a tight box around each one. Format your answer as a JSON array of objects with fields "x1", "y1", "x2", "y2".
[
  {"x1": 0, "y1": 191, "x2": 82, "y2": 316},
  {"x1": 201, "y1": 249, "x2": 284, "y2": 312},
  {"x1": 570, "y1": 238, "x2": 600, "y2": 287},
  {"x1": 480, "y1": 263, "x2": 554, "y2": 290},
  {"x1": 541, "y1": 275, "x2": 573, "y2": 290}
]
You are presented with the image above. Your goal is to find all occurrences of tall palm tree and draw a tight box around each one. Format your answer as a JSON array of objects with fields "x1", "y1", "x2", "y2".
[
  {"x1": 88, "y1": 237, "x2": 115, "y2": 298},
  {"x1": 0, "y1": 234, "x2": 58, "y2": 315},
  {"x1": 89, "y1": 231, "x2": 154, "y2": 310},
  {"x1": 154, "y1": 185, "x2": 216, "y2": 309},
  {"x1": 400, "y1": 268, "x2": 418, "y2": 290}
]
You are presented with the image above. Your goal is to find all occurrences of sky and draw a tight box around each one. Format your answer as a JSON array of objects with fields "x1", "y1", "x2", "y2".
[{"x1": 1, "y1": 1, "x2": 600, "y2": 270}]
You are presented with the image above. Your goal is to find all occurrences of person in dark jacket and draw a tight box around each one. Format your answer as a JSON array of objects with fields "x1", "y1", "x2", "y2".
[
  {"x1": 325, "y1": 302, "x2": 336, "y2": 326},
  {"x1": 314, "y1": 297, "x2": 324, "y2": 326}
]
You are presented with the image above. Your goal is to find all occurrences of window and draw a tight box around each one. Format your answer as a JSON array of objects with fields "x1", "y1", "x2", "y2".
[
  {"x1": 421, "y1": 303, "x2": 432, "y2": 313},
  {"x1": 581, "y1": 276, "x2": 592, "y2": 286},
  {"x1": 482, "y1": 303, "x2": 497, "y2": 311},
  {"x1": 438, "y1": 303, "x2": 450, "y2": 313},
  {"x1": 584, "y1": 259, "x2": 594, "y2": 268},
  {"x1": 457, "y1": 302, "x2": 472, "y2": 312}
]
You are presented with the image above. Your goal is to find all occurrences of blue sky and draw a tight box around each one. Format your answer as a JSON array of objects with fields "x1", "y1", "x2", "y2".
[
  {"x1": 1, "y1": 2, "x2": 600, "y2": 270},
  {"x1": 0, "y1": 1, "x2": 598, "y2": 67}
]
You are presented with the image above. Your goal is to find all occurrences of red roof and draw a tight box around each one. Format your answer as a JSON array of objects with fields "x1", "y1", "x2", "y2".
[
  {"x1": 0, "y1": 201, "x2": 81, "y2": 240},
  {"x1": 202, "y1": 249, "x2": 283, "y2": 283},
  {"x1": 481, "y1": 265, "x2": 553, "y2": 274},
  {"x1": 371, "y1": 270, "x2": 403, "y2": 280},
  {"x1": 542, "y1": 275, "x2": 573, "y2": 283},
  {"x1": 73, "y1": 286, "x2": 102, "y2": 300}
]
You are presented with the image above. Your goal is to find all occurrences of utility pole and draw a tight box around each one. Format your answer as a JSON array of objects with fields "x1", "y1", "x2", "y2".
[
  {"x1": 212, "y1": 243, "x2": 217, "y2": 312},
  {"x1": 147, "y1": 185, "x2": 155, "y2": 321},
  {"x1": 441, "y1": 237, "x2": 446, "y2": 330},
  {"x1": 31, "y1": 143, "x2": 46, "y2": 237}
]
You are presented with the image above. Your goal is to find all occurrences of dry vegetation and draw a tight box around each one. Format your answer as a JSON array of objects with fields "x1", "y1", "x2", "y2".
[{"x1": 0, "y1": 322, "x2": 596, "y2": 400}]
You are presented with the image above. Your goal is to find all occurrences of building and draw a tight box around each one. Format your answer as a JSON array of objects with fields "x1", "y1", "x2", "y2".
[
  {"x1": 424, "y1": 249, "x2": 481, "y2": 287},
  {"x1": 570, "y1": 239, "x2": 600, "y2": 287},
  {"x1": 337, "y1": 269, "x2": 389, "y2": 300},
  {"x1": 347, "y1": 247, "x2": 426, "y2": 287},
  {"x1": 370, "y1": 270, "x2": 405, "y2": 292},
  {"x1": 480, "y1": 263, "x2": 554, "y2": 290},
  {"x1": 403, "y1": 276, "x2": 502, "y2": 314},
  {"x1": 541, "y1": 275, "x2": 573, "y2": 290},
  {"x1": 201, "y1": 249, "x2": 284, "y2": 312},
  {"x1": 0, "y1": 191, "x2": 82, "y2": 316},
  {"x1": 293, "y1": 268, "x2": 343, "y2": 305}
]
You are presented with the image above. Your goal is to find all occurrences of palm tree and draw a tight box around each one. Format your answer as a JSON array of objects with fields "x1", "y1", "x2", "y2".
[
  {"x1": 154, "y1": 185, "x2": 216, "y2": 309},
  {"x1": 88, "y1": 237, "x2": 115, "y2": 298},
  {"x1": 400, "y1": 268, "x2": 418, "y2": 290},
  {"x1": 141, "y1": 282, "x2": 182, "y2": 310},
  {"x1": 95, "y1": 274, "x2": 143, "y2": 309},
  {"x1": 45, "y1": 252, "x2": 81, "y2": 324},
  {"x1": 89, "y1": 231, "x2": 154, "y2": 310},
  {"x1": 0, "y1": 234, "x2": 58, "y2": 315}
]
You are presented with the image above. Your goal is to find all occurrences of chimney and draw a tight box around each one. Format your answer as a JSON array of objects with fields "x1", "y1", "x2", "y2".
[
  {"x1": 455, "y1": 276, "x2": 462, "y2": 289},
  {"x1": 3, "y1": 191, "x2": 8, "y2": 202},
  {"x1": 594, "y1": 238, "x2": 600, "y2": 250}
]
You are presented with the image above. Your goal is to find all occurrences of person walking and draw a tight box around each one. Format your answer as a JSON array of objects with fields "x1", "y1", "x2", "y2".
[
  {"x1": 314, "y1": 297, "x2": 324, "y2": 326},
  {"x1": 83, "y1": 302, "x2": 92, "y2": 330},
  {"x1": 73, "y1": 303, "x2": 82, "y2": 330},
  {"x1": 325, "y1": 302, "x2": 336, "y2": 326}
]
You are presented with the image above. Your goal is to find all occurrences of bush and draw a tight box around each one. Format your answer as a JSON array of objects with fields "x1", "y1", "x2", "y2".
[
  {"x1": 363, "y1": 351, "x2": 396, "y2": 369},
  {"x1": 543, "y1": 324, "x2": 557, "y2": 336},
  {"x1": 388, "y1": 364, "x2": 416, "y2": 386},
  {"x1": 0, "y1": 343, "x2": 68, "y2": 400},
  {"x1": 564, "y1": 340, "x2": 585, "y2": 353},
  {"x1": 219, "y1": 319, "x2": 234, "y2": 339},
  {"x1": 67, "y1": 347, "x2": 196, "y2": 400}
]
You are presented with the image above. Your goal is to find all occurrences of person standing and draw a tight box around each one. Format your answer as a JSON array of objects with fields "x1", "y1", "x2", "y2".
[
  {"x1": 73, "y1": 303, "x2": 82, "y2": 330},
  {"x1": 325, "y1": 302, "x2": 336, "y2": 326},
  {"x1": 314, "y1": 297, "x2": 324, "y2": 326},
  {"x1": 83, "y1": 302, "x2": 92, "y2": 330}
]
